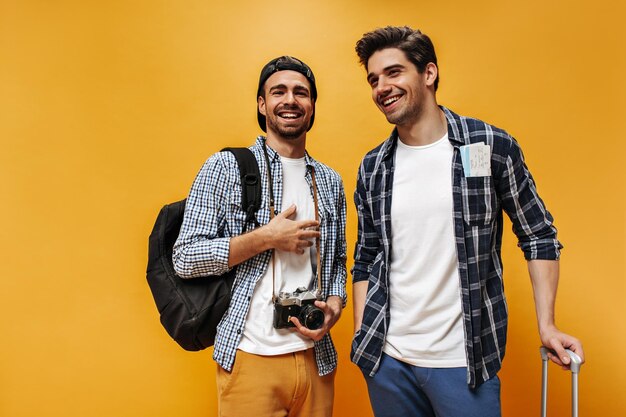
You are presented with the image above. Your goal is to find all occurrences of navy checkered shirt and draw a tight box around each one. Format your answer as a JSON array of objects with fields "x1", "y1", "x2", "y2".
[
  {"x1": 351, "y1": 106, "x2": 562, "y2": 388},
  {"x1": 173, "y1": 137, "x2": 347, "y2": 376}
]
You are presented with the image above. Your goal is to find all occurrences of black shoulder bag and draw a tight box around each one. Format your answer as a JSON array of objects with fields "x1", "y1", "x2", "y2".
[{"x1": 146, "y1": 147, "x2": 261, "y2": 351}]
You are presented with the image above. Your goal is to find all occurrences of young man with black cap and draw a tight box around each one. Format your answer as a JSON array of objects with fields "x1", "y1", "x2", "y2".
[{"x1": 173, "y1": 56, "x2": 346, "y2": 417}]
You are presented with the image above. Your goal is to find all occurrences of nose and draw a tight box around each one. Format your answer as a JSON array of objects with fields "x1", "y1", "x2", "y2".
[
  {"x1": 283, "y1": 91, "x2": 297, "y2": 104},
  {"x1": 374, "y1": 76, "x2": 392, "y2": 97}
]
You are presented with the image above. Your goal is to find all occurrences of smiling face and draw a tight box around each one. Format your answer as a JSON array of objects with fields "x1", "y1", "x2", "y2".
[
  {"x1": 258, "y1": 70, "x2": 314, "y2": 141},
  {"x1": 366, "y1": 47, "x2": 435, "y2": 127}
]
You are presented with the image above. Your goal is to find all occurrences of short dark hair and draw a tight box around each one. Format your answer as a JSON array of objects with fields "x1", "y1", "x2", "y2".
[{"x1": 355, "y1": 26, "x2": 439, "y2": 91}]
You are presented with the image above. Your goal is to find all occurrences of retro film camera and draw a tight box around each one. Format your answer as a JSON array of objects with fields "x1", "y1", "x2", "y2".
[{"x1": 273, "y1": 287, "x2": 325, "y2": 330}]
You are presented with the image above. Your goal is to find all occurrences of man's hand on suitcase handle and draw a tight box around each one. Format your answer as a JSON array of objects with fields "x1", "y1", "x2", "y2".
[
  {"x1": 540, "y1": 325, "x2": 585, "y2": 370},
  {"x1": 540, "y1": 346, "x2": 583, "y2": 374}
]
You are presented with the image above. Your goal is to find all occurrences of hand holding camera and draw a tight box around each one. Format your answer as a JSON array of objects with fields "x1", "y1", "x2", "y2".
[
  {"x1": 274, "y1": 287, "x2": 325, "y2": 330},
  {"x1": 287, "y1": 295, "x2": 343, "y2": 342}
]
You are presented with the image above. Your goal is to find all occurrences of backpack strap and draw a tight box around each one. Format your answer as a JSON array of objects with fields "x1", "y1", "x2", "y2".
[{"x1": 221, "y1": 147, "x2": 262, "y2": 233}]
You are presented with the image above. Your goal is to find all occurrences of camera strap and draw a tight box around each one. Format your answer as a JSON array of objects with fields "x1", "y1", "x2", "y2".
[{"x1": 262, "y1": 142, "x2": 322, "y2": 303}]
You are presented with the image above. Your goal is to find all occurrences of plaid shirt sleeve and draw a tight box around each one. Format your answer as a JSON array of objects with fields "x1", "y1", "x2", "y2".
[
  {"x1": 311, "y1": 164, "x2": 348, "y2": 376},
  {"x1": 352, "y1": 161, "x2": 379, "y2": 283},
  {"x1": 327, "y1": 177, "x2": 348, "y2": 305},
  {"x1": 172, "y1": 153, "x2": 233, "y2": 278},
  {"x1": 498, "y1": 137, "x2": 562, "y2": 260}
]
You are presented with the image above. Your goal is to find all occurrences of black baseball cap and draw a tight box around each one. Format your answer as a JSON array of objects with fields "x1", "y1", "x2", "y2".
[{"x1": 257, "y1": 56, "x2": 317, "y2": 132}]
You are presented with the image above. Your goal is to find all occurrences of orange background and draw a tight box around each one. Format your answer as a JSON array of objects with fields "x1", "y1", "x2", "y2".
[{"x1": 1, "y1": 1, "x2": 624, "y2": 416}]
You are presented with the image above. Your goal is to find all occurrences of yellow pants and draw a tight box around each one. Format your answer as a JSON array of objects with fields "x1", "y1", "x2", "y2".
[{"x1": 216, "y1": 348, "x2": 335, "y2": 417}]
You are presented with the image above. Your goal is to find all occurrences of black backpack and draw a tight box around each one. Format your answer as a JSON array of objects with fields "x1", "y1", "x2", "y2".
[{"x1": 146, "y1": 147, "x2": 261, "y2": 351}]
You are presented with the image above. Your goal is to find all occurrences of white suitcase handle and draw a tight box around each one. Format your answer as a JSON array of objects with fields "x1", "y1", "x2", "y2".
[{"x1": 540, "y1": 346, "x2": 583, "y2": 417}]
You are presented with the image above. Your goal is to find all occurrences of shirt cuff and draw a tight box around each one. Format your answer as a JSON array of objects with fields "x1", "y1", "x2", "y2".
[
  {"x1": 520, "y1": 238, "x2": 562, "y2": 261},
  {"x1": 328, "y1": 281, "x2": 347, "y2": 307},
  {"x1": 351, "y1": 264, "x2": 370, "y2": 283}
]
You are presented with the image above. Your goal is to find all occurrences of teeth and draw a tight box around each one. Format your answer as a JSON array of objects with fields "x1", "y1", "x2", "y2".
[
  {"x1": 280, "y1": 113, "x2": 299, "y2": 119},
  {"x1": 383, "y1": 96, "x2": 399, "y2": 106}
]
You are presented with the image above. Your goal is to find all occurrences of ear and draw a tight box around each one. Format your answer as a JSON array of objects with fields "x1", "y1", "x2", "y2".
[
  {"x1": 423, "y1": 62, "x2": 438, "y2": 88},
  {"x1": 258, "y1": 95, "x2": 266, "y2": 116}
]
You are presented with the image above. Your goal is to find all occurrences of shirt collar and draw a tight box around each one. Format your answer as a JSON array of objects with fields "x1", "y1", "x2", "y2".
[
  {"x1": 379, "y1": 105, "x2": 467, "y2": 160},
  {"x1": 255, "y1": 135, "x2": 317, "y2": 169},
  {"x1": 379, "y1": 129, "x2": 399, "y2": 161},
  {"x1": 441, "y1": 105, "x2": 467, "y2": 146}
]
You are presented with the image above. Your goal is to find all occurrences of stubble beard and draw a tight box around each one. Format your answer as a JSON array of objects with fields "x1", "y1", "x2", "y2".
[
  {"x1": 273, "y1": 121, "x2": 308, "y2": 139},
  {"x1": 266, "y1": 106, "x2": 310, "y2": 140},
  {"x1": 384, "y1": 99, "x2": 421, "y2": 127}
]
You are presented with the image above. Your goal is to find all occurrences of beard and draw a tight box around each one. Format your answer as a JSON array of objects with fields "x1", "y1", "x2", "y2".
[
  {"x1": 267, "y1": 118, "x2": 308, "y2": 139},
  {"x1": 265, "y1": 104, "x2": 311, "y2": 139},
  {"x1": 384, "y1": 101, "x2": 420, "y2": 127}
]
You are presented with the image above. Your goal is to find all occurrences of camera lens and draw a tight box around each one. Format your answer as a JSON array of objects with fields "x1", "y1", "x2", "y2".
[{"x1": 300, "y1": 304, "x2": 324, "y2": 330}]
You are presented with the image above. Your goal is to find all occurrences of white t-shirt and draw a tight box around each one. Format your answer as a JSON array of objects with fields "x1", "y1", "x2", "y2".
[
  {"x1": 238, "y1": 156, "x2": 316, "y2": 355},
  {"x1": 383, "y1": 134, "x2": 467, "y2": 367}
]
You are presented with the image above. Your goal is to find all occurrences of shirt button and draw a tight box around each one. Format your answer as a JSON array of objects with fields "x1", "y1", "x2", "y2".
[{"x1": 237, "y1": 329, "x2": 241, "y2": 334}]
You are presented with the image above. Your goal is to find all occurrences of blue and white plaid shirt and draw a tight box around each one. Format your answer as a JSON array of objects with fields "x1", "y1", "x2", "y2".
[
  {"x1": 173, "y1": 137, "x2": 347, "y2": 376},
  {"x1": 351, "y1": 106, "x2": 562, "y2": 388}
]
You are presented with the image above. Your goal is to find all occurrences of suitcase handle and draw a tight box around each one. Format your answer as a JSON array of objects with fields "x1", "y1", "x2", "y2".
[
  {"x1": 540, "y1": 346, "x2": 583, "y2": 373},
  {"x1": 540, "y1": 346, "x2": 584, "y2": 417}
]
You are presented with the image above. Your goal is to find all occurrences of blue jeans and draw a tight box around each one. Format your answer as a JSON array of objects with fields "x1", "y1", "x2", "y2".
[{"x1": 363, "y1": 353, "x2": 501, "y2": 417}]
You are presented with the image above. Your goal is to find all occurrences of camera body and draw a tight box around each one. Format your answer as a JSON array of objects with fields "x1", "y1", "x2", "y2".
[{"x1": 273, "y1": 287, "x2": 324, "y2": 330}]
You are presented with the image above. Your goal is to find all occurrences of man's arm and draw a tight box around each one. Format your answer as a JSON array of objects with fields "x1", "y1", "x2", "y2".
[
  {"x1": 173, "y1": 155, "x2": 233, "y2": 278},
  {"x1": 353, "y1": 281, "x2": 368, "y2": 333},
  {"x1": 173, "y1": 153, "x2": 320, "y2": 278},
  {"x1": 497, "y1": 137, "x2": 584, "y2": 367},
  {"x1": 528, "y1": 259, "x2": 584, "y2": 367}
]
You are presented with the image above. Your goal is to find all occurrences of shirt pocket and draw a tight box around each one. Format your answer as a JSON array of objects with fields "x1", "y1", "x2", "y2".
[{"x1": 461, "y1": 176, "x2": 497, "y2": 226}]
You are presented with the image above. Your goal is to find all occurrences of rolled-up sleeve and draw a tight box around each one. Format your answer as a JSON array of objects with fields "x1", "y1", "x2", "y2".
[
  {"x1": 498, "y1": 138, "x2": 562, "y2": 260},
  {"x1": 173, "y1": 154, "x2": 233, "y2": 278}
]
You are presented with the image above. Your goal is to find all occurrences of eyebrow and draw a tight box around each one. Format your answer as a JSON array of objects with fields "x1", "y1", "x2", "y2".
[
  {"x1": 268, "y1": 84, "x2": 310, "y2": 94},
  {"x1": 268, "y1": 84, "x2": 287, "y2": 92},
  {"x1": 367, "y1": 64, "x2": 405, "y2": 83}
]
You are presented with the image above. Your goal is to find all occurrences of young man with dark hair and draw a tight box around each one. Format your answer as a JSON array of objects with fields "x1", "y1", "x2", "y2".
[
  {"x1": 174, "y1": 56, "x2": 346, "y2": 417},
  {"x1": 351, "y1": 26, "x2": 584, "y2": 417}
]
